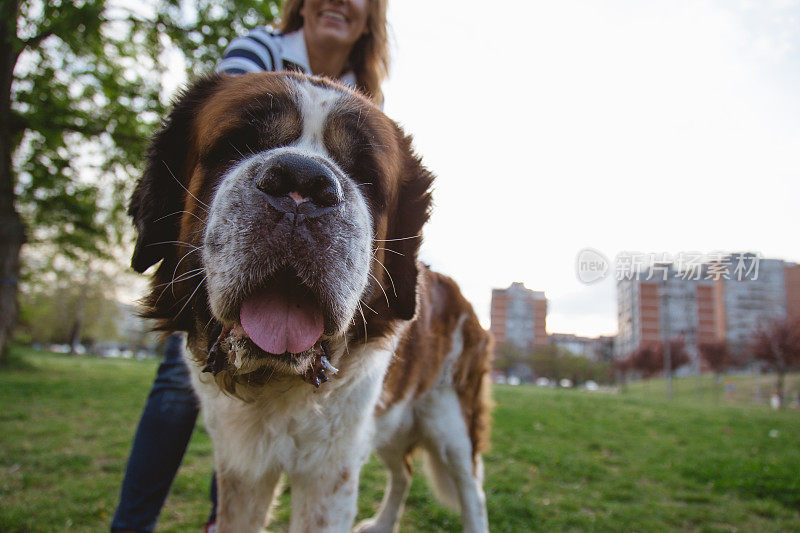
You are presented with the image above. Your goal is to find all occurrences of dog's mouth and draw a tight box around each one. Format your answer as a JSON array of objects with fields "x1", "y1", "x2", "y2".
[
  {"x1": 239, "y1": 280, "x2": 324, "y2": 355},
  {"x1": 203, "y1": 274, "x2": 339, "y2": 387}
]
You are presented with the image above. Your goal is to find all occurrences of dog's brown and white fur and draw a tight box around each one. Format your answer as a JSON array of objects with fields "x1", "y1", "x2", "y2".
[{"x1": 129, "y1": 72, "x2": 491, "y2": 532}]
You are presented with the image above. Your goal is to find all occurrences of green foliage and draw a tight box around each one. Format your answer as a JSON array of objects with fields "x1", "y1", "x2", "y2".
[
  {"x1": 8, "y1": 0, "x2": 282, "y2": 259},
  {"x1": 492, "y1": 342, "x2": 527, "y2": 371},
  {"x1": 16, "y1": 257, "x2": 122, "y2": 345},
  {"x1": 0, "y1": 0, "x2": 282, "y2": 357},
  {"x1": 14, "y1": 0, "x2": 156, "y2": 258},
  {"x1": 154, "y1": 0, "x2": 283, "y2": 75},
  {"x1": 530, "y1": 345, "x2": 611, "y2": 384},
  {"x1": 494, "y1": 342, "x2": 612, "y2": 384},
  {"x1": 2, "y1": 350, "x2": 800, "y2": 531}
]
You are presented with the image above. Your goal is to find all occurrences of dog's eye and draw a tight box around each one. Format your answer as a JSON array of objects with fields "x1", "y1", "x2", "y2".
[
  {"x1": 201, "y1": 125, "x2": 261, "y2": 169},
  {"x1": 201, "y1": 100, "x2": 302, "y2": 170},
  {"x1": 324, "y1": 115, "x2": 387, "y2": 209},
  {"x1": 325, "y1": 113, "x2": 375, "y2": 172}
]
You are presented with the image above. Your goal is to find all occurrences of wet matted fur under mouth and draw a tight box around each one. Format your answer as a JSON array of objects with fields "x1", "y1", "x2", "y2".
[{"x1": 202, "y1": 323, "x2": 338, "y2": 391}]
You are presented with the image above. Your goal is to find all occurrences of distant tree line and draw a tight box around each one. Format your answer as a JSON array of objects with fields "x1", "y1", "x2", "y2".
[
  {"x1": 493, "y1": 343, "x2": 613, "y2": 385},
  {"x1": 614, "y1": 317, "x2": 800, "y2": 407}
]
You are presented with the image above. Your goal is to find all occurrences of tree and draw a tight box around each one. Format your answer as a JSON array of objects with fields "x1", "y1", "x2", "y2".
[
  {"x1": 492, "y1": 342, "x2": 529, "y2": 373},
  {"x1": 698, "y1": 340, "x2": 736, "y2": 402},
  {"x1": 699, "y1": 341, "x2": 732, "y2": 380},
  {"x1": 613, "y1": 356, "x2": 633, "y2": 392},
  {"x1": 0, "y1": 0, "x2": 281, "y2": 359},
  {"x1": 18, "y1": 263, "x2": 122, "y2": 348},
  {"x1": 752, "y1": 318, "x2": 800, "y2": 408},
  {"x1": 628, "y1": 340, "x2": 690, "y2": 378},
  {"x1": 528, "y1": 345, "x2": 611, "y2": 385},
  {"x1": 628, "y1": 344, "x2": 660, "y2": 378},
  {"x1": 658, "y1": 339, "x2": 690, "y2": 374}
]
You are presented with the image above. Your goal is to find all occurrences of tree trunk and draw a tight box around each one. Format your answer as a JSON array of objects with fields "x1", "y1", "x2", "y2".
[
  {"x1": 68, "y1": 271, "x2": 90, "y2": 355},
  {"x1": 776, "y1": 370, "x2": 785, "y2": 409},
  {"x1": 0, "y1": 0, "x2": 26, "y2": 361},
  {"x1": 68, "y1": 314, "x2": 84, "y2": 355},
  {"x1": 0, "y1": 217, "x2": 24, "y2": 360}
]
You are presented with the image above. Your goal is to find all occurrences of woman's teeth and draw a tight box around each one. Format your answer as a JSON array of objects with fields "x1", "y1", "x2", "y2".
[{"x1": 320, "y1": 10, "x2": 346, "y2": 22}]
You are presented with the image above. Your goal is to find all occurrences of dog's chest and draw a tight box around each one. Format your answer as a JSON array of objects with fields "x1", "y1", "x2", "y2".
[{"x1": 190, "y1": 342, "x2": 394, "y2": 479}]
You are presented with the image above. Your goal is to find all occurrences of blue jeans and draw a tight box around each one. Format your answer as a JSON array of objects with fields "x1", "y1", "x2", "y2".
[{"x1": 111, "y1": 333, "x2": 217, "y2": 532}]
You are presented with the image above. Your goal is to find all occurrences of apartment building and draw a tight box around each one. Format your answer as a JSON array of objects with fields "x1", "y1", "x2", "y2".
[
  {"x1": 715, "y1": 256, "x2": 795, "y2": 347},
  {"x1": 490, "y1": 282, "x2": 548, "y2": 350},
  {"x1": 616, "y1": 254, "x2": 800, "y2": 364}
]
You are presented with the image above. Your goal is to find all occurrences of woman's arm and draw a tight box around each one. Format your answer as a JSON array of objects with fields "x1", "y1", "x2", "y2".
[{"x1": 216, "y1": 27, "x2": 281, "y2": 75}]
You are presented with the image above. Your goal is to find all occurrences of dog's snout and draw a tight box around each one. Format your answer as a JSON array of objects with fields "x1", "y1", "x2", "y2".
[{"x1": 256, "y1": 154, "x2": 343, "y2": 217}]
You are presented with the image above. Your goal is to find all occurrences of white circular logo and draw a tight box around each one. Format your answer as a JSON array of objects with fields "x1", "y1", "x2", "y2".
[{"x1": 576, "y1": 248, "x2": 609, "y2": 284}]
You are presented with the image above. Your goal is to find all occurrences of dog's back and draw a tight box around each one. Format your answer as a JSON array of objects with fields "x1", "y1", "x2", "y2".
[{"x1": 359, "y1": 266, "x2": 492, "y2": 532}]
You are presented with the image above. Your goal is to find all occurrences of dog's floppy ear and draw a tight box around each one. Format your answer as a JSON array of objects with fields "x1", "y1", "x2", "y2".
[
  {"x1": 383, "y1": 135, "x2": 434, "y2": 320},
  {"x1": 129, "y1": 74, "x2": 223, "y2": 273}
]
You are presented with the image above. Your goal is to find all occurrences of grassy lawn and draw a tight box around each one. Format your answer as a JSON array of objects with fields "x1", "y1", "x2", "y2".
[
  {"x1": 1, "y1": 347, "x2": 799, "y2": 532},
  {"x1": 623, "y1": 372, "x2": 800, "y2": 408}
]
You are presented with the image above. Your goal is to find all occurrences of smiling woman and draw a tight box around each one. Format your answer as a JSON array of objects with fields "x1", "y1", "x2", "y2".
[
  {"x1": 280, "y1": 0, "x2": 389, "y2": 103},
  {"x1": 297, "y1": 0, "x2": 370, "y2": 75},
  {"x1": 217, "y1": 0, "x2": 390, "y2": 105}
]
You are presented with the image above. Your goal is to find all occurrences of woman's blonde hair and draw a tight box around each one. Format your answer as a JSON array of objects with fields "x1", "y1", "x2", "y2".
[{"x1": 279, "y1": 0, "x2": 390, "y2": 104}]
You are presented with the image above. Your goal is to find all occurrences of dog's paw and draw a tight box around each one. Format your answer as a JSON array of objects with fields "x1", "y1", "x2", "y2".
[{"x1": 353, "y1": 518, "x2": 392, "y2": 533}]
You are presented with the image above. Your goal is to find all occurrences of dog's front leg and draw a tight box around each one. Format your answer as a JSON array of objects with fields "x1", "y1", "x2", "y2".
[
  {"x1": 214, "y1": 467, "x2": 281, "y2": 533},
  {"x1": 287, "y1": 460, "x2": 363, "y2": 533}
]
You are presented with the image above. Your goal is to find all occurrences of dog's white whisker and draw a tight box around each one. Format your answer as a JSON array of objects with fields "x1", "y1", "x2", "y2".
[
  {"x1": 171, "y1": 248, "x2": 202, "y2": 297},
  {"x1": 372, "y1": 256, "x2": 397, "y2": 298},
  {"x1": 373, "y1": 246, "x2": 404, "y2": 256},
  {"x1": 357, "y1": 302, "x2": 368, "y2": 346},
  {"x1": 152, "y1": 268, "x2": 205, "y2": 289},
  {"x1": 152, "y1": 266, "x2": 204, "y2": 305},
  {"x1": 163, "y1": 162, "x2": 210, "y2": 212},
  {"x1": 153, "y1": 210, "x2": 205, "y2": 224},
  {"x1": 145, "y1": 240, "x2": 200, "y2": 249},
  {"x1": 174, "y1": 275, "x2": 208, "y2": 319},
  {"x1": 367, "y1": 272, "x2": 390, "y2": 308},
  {"x1": 359, "y1": 300, "x2": 378, "y2": 315},
  {"x1": 229, "y1": 142, "x2": 247, "y2": 159},
  {"x1": 201, "y1": 316, "x2": 216, "y2": 336},
  {"x1": 373, "y1": 235, "x2": 422, "y2": 242}
]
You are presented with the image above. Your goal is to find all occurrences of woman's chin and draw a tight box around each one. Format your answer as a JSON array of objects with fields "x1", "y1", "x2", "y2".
[{"x1": 308, "y1": 25, "x2": 362, "y2": 50}]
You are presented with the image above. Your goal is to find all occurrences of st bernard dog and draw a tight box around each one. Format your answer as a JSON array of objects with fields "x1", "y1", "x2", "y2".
[{"x1": 129, "y1": 71, "x2": 492, "y2": 532}]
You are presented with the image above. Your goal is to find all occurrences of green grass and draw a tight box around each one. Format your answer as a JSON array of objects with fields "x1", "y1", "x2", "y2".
[
  {"x1": 624, "y1": 372, "x2": 800, "y2": 408},
  {"x1": 1, "y1": 347, "x2": 799, "y2": 532}
]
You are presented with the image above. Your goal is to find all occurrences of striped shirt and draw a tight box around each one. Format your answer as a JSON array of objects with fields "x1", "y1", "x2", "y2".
[{"x1": 216, "y1": 28, "x2": 358, "y2": 88}]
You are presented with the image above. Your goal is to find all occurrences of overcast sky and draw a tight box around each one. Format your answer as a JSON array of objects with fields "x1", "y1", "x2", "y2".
[
  {"x1": 380, "y1": 0, "x2": 800, "y2": 335},
  {"x1": 144, "y1": 0, "x2": 800, "y2": 337}
]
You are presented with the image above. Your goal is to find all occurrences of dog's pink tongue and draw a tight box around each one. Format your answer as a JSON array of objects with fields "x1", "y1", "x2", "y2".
[{"x1": 240, "y1": 286, "x2": 323, "y2": 354}]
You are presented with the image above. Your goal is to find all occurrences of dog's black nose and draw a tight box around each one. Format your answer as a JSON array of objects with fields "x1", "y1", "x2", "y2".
[{"x1": 255, "y1": 153, "x2": 343, "y2": 218}]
